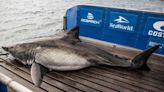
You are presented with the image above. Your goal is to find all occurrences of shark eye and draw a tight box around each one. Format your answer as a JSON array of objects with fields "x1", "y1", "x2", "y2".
[{"x1": 9, "y1": 47, "x2": 14, "y2": 50}]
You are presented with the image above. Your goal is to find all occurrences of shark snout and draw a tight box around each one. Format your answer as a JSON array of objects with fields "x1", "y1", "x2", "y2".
[
  {"x1": 2, "y1": 46, "x2": 9, "y2": 51},
  {"x1": 2, "y1": 46, "x2": 14, "y2": 52}
]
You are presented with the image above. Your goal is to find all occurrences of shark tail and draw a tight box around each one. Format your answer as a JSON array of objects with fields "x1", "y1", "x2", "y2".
[{"x1": 131, "y1": 45, "x2": 161, "y2": 70}]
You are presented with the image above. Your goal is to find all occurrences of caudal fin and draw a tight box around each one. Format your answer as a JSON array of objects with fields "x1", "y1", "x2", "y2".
[{"x1": 131, "y1": 45, "x2": 161, "y2": 70}]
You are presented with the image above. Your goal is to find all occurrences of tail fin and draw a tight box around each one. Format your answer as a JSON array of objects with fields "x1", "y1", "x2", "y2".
[{"x1": 131, "y1": 45, "x2": 161, "y2": 70}]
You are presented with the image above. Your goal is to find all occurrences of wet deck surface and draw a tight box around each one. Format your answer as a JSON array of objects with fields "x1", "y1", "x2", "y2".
[{"x1": 0, "y1": 42, "x2": 164, "y2": 92}]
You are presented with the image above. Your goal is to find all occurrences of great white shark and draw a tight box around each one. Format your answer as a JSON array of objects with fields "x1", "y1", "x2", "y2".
[{"x1": 2, "y1": 26, "x2": 161, "y2": 87}]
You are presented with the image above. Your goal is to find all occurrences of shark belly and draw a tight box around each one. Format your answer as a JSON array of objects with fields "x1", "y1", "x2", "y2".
[{"x1": 35, "y1": 48, "x2": 91, "y2": 71}]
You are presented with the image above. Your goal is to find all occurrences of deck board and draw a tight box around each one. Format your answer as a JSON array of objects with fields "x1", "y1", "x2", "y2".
[
  {"x1": 0, "y1": 42, "x2": 164, "y2": 92},
  {"x1": 99, "y1": 67, "x2": 164, "y2": 89},
  {"x1": 53, "y1": 72, "x2": 117, "y2": 92},
  {"x1": 86, "y1": 67, "x2": 163, "y2": 92},
  {"x1": 0, "y1": 66, "x2": 47, "y2": 92}
]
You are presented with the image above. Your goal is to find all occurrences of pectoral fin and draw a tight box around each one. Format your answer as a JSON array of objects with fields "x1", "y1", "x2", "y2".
[{"x1": 31, "y1": 62, "x2": 46, "y2": 87}]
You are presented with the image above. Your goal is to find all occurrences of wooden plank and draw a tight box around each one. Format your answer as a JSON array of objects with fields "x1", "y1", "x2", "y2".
[
  {"x1": 79, "y1": 70, "x2": 147, "y2": 92},
  {"x1": 47, "y1": 72, "x2": 100, "y2": 92},
  {"x1": 71, "y1": 71, "x2": 135, "y2": 92},
  {"x1": 150, "y1": 56, "x2": 164, "y2": 67},
  {"x1": 0, "y1": 66, "x2": 46, "y2": 92},
  {"x1": 53, "y1": 72, "x2": 117, "y2": 92},
  {"x1": 148, "y1": 64, "x2": 164, "y2": 73},
  {"x1": 42, "y1": 75, "x2": 82, "y2": 92},
  {"x1": 86, "y1": 67, "x2": 164, "y2": 92},
  {"x1": 100, "y1": 66, "x2": 164, "y2": 84},
  {"x1": 0, "y1": 63, "x2": 64, "y2": 92},
  {"x1": 72, "y1": 73, "x2": 132, "y2": 92},
  {"x1": 100, "y1": 67, "x2": 164, "y2": 89}
]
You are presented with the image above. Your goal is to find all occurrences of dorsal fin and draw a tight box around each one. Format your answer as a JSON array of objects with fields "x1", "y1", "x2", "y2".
[{"x1": 66, "y1": 26, "x2": 81, "y2": 41}]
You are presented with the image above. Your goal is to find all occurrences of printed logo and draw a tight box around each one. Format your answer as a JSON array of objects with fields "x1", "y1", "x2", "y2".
[
  {"x1": 147, "y1": 37, "x2": 164, "y2": 53},
  {"x1": 114, "y1": 16, "x2": 129, "y2": 23},
  {"x1": 148, "y1": 41, "x2": 163, "y2": 49},
  {"x1": 109, "y1": 12, "x2": 138, "y2": 32},
  {"x1": 153, "y1": 21, "x2": 164, "y2": 32},
  {"x1": 144, "y1": 17, "x2": 164, "y2": 38},
  {"x1": 87, "y1": 13, "x2": 94, "y2": 20},
  {"x1": 81, "y1": 12, "x2": 101, "y2": 25}
]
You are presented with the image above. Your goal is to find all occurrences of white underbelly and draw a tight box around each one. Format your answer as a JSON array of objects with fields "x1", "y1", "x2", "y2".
[
  {"x1": 35, "y1": 48, "x2": 91, "y2": 70},
  {"x1": 46, "y1": 65, "x2": 90, "y2": 71}
]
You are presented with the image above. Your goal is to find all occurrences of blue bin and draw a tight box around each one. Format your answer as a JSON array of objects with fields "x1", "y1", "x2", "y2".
[
  {"x1": 65, "y1": 5, "x2": 164, "y2": 55},
  {"x1": 0, "y1": 82, "x2": 7, "y2": 92}
]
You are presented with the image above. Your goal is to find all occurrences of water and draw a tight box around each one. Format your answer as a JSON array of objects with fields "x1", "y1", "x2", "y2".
[{"x1": 0, "y1": 0, "x2": 163, "y2": 46}]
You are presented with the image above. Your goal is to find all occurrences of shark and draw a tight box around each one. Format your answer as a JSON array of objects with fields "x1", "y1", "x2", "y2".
[{"x1": 1, "y1": 26, "x2": 161, "y2": 87}]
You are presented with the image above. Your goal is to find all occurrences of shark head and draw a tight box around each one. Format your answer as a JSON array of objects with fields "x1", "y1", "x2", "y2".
[
  {"x1": 2, "y1": 44, "x2": 28, "y2": 56},
  {"x1": 2, "y1": 43, "x2": 37, "y2": 65},
  {"x1": 2, "y1": 46, "x2": 16, "y2": 55},
  {"x1": 2, "y1": 45, "x2": 25, "y2": 63}
]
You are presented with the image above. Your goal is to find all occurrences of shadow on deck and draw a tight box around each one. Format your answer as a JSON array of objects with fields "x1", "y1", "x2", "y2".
[{"x1": 0, "y1": 42, "x2": 164, "y2": 92}]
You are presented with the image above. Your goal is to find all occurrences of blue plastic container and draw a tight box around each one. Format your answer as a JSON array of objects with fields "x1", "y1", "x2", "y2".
[
  {"x1": 0, "y1": 82, "x2": 7, "y2": 92},
  {"x1": 65, "y1": 5, "x2": 164, "y2": 55}
]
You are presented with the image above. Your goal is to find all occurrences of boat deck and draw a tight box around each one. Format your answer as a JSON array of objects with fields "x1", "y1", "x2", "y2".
[{"x1": 0, "y1": 42, "x2": 164, "y2": 92}]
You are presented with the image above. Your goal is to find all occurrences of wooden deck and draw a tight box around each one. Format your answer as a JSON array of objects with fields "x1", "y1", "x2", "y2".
[{"x1": 0, "y1": 42, "x2": 164, "y2": 92}]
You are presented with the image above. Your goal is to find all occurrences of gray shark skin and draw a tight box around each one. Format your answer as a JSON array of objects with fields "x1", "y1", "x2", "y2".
[{"x1": 2, "y1": 26, "x2": 161, "y2": 87}]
